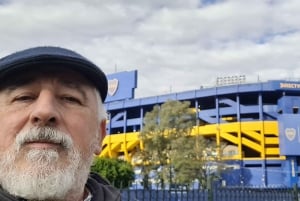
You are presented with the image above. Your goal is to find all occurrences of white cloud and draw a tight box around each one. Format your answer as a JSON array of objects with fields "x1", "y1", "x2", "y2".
[{"x1": 0, "y1": 0, "x2": 299, "y2": 98}]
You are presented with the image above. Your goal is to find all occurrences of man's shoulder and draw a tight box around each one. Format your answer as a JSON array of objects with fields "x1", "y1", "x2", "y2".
[{"x1": 86, "y1": 172, "x2": 120, "y2": 201}]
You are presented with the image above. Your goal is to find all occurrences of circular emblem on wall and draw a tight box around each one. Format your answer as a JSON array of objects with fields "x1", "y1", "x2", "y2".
[
  {"x1": 285, "y1": 128, "x2": 296, "y2": 141},
  {"x1": 108, "y1": 79, "x2": 119, "y2": 96}
]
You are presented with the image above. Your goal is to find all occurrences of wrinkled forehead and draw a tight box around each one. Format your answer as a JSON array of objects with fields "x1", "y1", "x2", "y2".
[{"x1": 0, "y1": 66, "x2": 95, "y2": 90}]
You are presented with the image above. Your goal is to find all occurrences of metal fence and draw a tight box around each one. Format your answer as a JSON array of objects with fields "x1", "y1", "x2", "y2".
[{"x1": 120, "y1": 187, "x2": 299, "y2": 201}]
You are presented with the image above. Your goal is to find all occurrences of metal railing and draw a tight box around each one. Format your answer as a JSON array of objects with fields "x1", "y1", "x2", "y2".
[{"x1": 120, "y1": 186, "x2": 299, "y2": 201}]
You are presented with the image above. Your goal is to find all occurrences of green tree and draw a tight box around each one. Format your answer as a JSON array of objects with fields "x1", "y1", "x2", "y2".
[
  {"x1": 139, "y1": 100, "x2": 195, "y2": 187},
  {"x1": 139, "y1": 100, "x2": 224, "y2": 189},
  {"x1": 172, "y1": 136, "x2": 224, "y2": 189},
  {"x1": 91, "y1": 157, "x2": 135, "y2": 188}
]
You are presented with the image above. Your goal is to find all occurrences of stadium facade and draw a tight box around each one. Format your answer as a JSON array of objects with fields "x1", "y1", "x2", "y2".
[{"x1": 101, "y1": 70, "x2": 300, "y2": 188}]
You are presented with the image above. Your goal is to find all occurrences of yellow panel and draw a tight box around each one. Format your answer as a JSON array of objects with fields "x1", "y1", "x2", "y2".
[
  {"x1": 219, "y1": 132, "x2": 238, "y2": 144},
  {"x1": 263, "y1": 122, "x2": 279, "y2": 135},
  {"x1": 242, "y1": 130, "x2": 261, "y2": 141},
  {"x1": 126, "y1": 140, "x2": 140, "y2": 151},
  {"x1": 219, "y1": 123, "x2": 239, "y2": 132},
  {"x1": 265, "y1": 147, "x2": 279, "y2": 155},
  {"x1": 100, "y1": 121, "x2": 280, "y2": 161},
  {"x1": 241, "y1": 137, "x2": 261, "y2": 152},
  {"x1": 265, "y1": 137, "x2": 279, "y2": 144}
]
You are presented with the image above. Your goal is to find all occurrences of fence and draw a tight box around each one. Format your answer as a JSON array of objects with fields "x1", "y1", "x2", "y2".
[{"x1": 120, "y1": 187, "x2": 299, "y2": 201}]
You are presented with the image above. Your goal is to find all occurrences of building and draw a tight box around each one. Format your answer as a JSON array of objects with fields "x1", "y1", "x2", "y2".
[{"x1": 101, "y1": 70, "x2": 300, "y2": 187}]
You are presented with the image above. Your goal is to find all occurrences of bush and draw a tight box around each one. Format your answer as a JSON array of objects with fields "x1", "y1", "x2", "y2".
[{"x1": 91, "y1": 157, "x2": 135, "y2": 188}]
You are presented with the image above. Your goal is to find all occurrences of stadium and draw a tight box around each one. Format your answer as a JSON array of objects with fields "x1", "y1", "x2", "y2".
[{"x1": 100, "y1": 70, "x2": 300, "y2": 188}]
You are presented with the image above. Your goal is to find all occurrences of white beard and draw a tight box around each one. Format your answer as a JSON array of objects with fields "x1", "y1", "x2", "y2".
[{"x1": 0, "y1": 127, "x2": 94, "y2": 201}]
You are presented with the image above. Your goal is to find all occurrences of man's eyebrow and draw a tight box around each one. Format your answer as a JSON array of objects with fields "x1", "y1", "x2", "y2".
[
  {"x1": 59, "y1": 79, "x2": 88, "y2": 99},
  {"x1": 0, "y1": 75, "x2": 36, "y2": 92}
]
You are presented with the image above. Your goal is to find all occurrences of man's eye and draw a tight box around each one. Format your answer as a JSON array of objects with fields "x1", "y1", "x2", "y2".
[
  {"x1": 13, "y1": 95, "x2": 35, "y2": 102},
  {"x1": 62, "y1": 96, "x2": 82, "y2": 105}
]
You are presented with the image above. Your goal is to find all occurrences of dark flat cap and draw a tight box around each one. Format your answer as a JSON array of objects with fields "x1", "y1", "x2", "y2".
[{"x1": 0, "y1": 46, "x2": 108, "y2": 102}]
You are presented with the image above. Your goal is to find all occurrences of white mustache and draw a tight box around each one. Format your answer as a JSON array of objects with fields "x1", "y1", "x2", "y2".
[{"x1": 15, "y1": 127, "x2": 73, "y2": 150}]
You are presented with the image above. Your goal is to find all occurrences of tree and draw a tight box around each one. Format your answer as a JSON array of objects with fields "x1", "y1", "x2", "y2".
[
  {"x1": 139, "y1": 100, "x2": 224, "y2": 189},
  {"x1": 139, "y1": 100, "x2": 194, "y2": 187},
  {"x1": 172, "y1": 136, "x2": 224, "y2": 189},
  {"x1": 91, "y1": 157, "x2": 135, "y2": 188}
]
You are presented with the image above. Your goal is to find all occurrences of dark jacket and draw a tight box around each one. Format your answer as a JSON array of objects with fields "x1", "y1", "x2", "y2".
[
  {"x1": 0, "y1": 173, "x2": 120, "y2": 201},
  {"x1": 87, "y1": 172, "x2": 121, "y2": 201}
]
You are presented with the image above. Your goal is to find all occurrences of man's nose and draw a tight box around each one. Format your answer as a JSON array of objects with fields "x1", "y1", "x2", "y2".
[{"x1": 29, "y1": 91, "x2": 60, "y2": 127}]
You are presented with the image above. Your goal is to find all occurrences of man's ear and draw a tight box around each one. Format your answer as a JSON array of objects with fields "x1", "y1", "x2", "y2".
[{"x1": 94, "y1": 119, "x2": 107, "y2": 155}]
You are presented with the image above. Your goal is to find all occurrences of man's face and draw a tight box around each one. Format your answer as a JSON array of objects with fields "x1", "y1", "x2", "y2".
[{"x1": 0, "y1": 68, "x2": 105, "y2": 200}]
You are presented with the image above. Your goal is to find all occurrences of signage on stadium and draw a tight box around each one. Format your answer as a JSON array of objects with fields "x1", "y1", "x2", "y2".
[
  {"x1": 278, "y1": 115, "x2": 300, "y2": 156},
  {"x1": 280, "y1": 82, "x2": 300, "y2": 89},
  {"x1": 105, "y1": 70, "x2": 137, "y2": 103},
  {"x1": 285, "y1": 128, "x2": 296, "y2": 141},
  {"x1": 108, "y1": 79, "x2": 119, "y2": 96},
  {"x1": 216, "y1": 75, "x2": 246, "y2": 86}
]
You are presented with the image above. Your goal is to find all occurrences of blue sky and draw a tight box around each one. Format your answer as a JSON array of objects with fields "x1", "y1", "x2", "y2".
[{"x1": 0, "y1": 0, "x2": 299, "y2": 98}]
